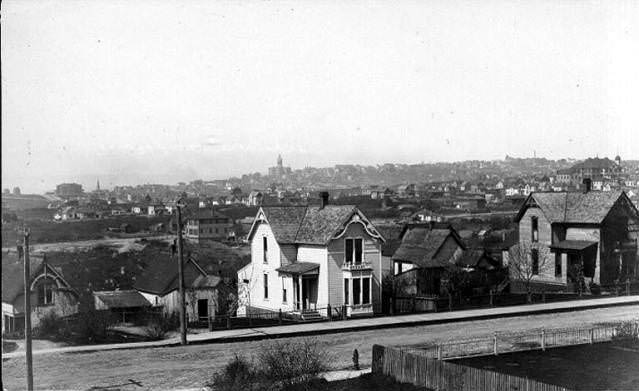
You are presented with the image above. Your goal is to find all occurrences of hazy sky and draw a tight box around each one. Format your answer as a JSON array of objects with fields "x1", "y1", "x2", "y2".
[{"x1": 2, "y1": 0, "x2": 639, "y2": 193}]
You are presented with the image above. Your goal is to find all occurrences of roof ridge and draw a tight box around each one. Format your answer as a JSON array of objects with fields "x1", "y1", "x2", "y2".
[{"x1": 292, "y1": 206, "x2": 310, "y2": 242}]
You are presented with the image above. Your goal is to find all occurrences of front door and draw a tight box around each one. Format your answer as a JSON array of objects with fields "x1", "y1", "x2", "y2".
[{"x1": 197, "y1": 299, "x2": 208, "y2": 320}]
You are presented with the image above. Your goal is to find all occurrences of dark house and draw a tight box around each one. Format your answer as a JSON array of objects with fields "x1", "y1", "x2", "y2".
[{"x1": 512, "y1": 190, "x2": 639, "y2": 292}]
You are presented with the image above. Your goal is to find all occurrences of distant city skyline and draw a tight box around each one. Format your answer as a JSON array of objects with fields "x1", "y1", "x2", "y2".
[{"x1": 3, "y1": 1, "x2": 638, "y2": 193}]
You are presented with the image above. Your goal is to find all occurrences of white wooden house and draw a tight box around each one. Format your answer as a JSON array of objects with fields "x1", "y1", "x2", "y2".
[{"x1": 237, "y1": 194, "x2": 387, "y2": 318}]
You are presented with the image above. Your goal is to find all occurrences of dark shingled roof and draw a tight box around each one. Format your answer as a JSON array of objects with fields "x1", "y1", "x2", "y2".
[
  {"x1": 516, "y1": 191, "x2": 635, "y2": 224},
  {"x1": 186, "y1": 209, "x2": 232, "y2": 221},
  {"x1": 94, "y1": 290, "x2": 151, "y2": 309},
  {"x1": 133, "y1": 257, "x2": 208, "y2": 296},
  {"x1": 276, "y1": 262, "x2": 320, "y2": 275},
  {"x1": 2, "y1": 252, "x2": 45, "y2": 304},
  {"x1": 456, "y1": 249, "x2": 500, "y2": 270},
  {"x1": 255, "y1": 205, "x2": 381, "y2": 245},
  {"x1": 392, "y1": 227, "x2": 463, "y2": 268}
]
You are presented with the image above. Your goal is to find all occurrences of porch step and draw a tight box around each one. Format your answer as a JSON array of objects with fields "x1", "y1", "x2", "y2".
[{"x1": 300, "y1": 310, "x2": 323, "y2": 321}]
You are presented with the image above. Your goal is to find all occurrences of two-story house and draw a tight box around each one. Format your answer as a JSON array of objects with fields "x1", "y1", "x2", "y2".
[
  {"x1": 184, "y1": 209, "x2": 234, "y2": 242},
  {"x1": 237, "y1": 193, "x2": 386, "y2": 318},
  {"x1": 512, "y1": 187, "x2": 639, "y2": 292}
]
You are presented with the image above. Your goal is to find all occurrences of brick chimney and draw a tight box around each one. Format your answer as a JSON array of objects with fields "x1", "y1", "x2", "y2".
[
  {"x1": 319, "y1": 191, "x2": 330, "y2": 209},
  {"x1": 582, "y1": 178, "x2": 592, "y2": 193}
]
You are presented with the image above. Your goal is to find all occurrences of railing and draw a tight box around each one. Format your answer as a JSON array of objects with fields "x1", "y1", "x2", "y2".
[{"x1": 342, "y1": 262, "x2": 373, "y2": 271}]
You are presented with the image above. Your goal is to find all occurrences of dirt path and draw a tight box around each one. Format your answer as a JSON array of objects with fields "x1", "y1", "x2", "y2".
[{"x1": 3, "y1": 305, "x2": 637, "y2": 390}]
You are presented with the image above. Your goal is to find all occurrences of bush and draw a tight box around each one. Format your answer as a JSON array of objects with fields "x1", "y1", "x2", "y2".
[
  {"x1": 73, "y1": 309, "x2": 116, "y2": 344},
  {"x1": 34, "y1": 312, "x2": 64, "y2": 339},
  {"x1": 144, "y1": 313, "x2": 180, "y2": 340},
  {"x1": 613, "y1": 320, "x2": 639, "y2": 341},
  {"x1": 208, "y1": 339, "x2": 330, "y2": 391}
]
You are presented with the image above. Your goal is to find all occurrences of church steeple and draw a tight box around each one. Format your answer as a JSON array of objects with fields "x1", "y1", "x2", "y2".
[
  {"x1": 96, "y1": 179, "x2": 101, "y2": 191},
  {"x1": 277, "y1": 154, "x2": 283, "y2": 167}
]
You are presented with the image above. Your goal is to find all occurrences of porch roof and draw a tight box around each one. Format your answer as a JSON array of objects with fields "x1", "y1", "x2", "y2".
[
  {"x1": 276, "y1": 262, "x2": 319, "y2": 276},
  {"x1": 550, "y1": 240, "x2": 598, "y2": 251}
]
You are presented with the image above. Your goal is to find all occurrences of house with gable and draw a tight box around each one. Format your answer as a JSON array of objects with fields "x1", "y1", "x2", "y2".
[
  {"x1": 391, "y1": 223, "x2": 466, "y2": 296},
  {"x1": 2, "y1": 250, "x2": 79, "y2": 333},
  {"x1": 133, "y1": 256, "x2": 225, "y2": 323},
  {"x1": 512, "y1": 186, "x2": 639, "y2": 292},
  {"x1": 237, "y1": 192, "x2": 386, "y2": 318}
]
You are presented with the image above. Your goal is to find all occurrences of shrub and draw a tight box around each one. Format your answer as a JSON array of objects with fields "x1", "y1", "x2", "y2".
[
  {"x1": 613, "y1": 320, "x2": 639, "y2": 341},
  {"x1": 34, "y1": 312, "x2": 64, "y2": 339},
  {"x1": 73, "y1": 309, "x2": 116, "y2": 344},
  {"x1": 209, "y1": 354, "x2": 256, "y2": 391},
  {"x1": 208, "y1": 339, "x2": 330, "y2": 391},
  {"x1": 144, "y1": 312, "x2": 179, "y2": 341}
]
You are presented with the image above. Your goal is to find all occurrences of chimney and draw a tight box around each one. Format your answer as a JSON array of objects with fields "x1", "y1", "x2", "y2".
[
  {"x1": 319, "y1": 191, "x2": 330, "y2": 209},
  {"x1": 582, "y1": 178, "x2": 592, "y2": 193}
]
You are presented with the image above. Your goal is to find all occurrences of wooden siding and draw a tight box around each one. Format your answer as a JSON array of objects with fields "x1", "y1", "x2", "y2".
[
  {"x1": 297, "y1": 245, "x2": 328, "y2": 307},
  {"x1": 327, "y1": 222, "x2": 383, "y2": 309}
]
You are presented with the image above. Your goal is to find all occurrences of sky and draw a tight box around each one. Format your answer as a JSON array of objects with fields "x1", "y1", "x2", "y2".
[{"x1": 2, "y1": 0, "x2": 639, "y2": 193}]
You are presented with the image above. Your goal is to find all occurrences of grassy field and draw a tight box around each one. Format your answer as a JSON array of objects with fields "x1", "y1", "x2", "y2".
[
  {"x1": 453, "y1": 341, "x2": 639, "y2": 390},
  {"x1": 2, "y1": 306, "x2": 637, "y2": 390}
]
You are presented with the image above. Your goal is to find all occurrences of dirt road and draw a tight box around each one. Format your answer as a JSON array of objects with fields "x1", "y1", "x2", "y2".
[{"x1": 2, "y1": 305, "x2": 637, "y2": 390}]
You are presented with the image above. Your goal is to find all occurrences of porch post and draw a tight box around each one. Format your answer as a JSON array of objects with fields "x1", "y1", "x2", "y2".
[
  {"x1": 298, "y1": 275, "x2": 303, "y2": 310},
  {"x1": 349, "y1": 278, "x2": 353, "y2": 309},
  {"x1": 369, "y1": 277, "x2": 373, "y2": 307}
]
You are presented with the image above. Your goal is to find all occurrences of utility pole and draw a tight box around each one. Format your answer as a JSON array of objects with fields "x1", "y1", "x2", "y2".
[
  {"x1": 176, "y1": 200, "x2": 187, "y2": 345},
  {"x1": 23, "y1": 229, "x2": 34, "y2": 391}
]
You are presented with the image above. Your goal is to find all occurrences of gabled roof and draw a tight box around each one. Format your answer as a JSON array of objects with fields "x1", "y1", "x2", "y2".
[
  {"x1": 515, "y1": 191, "x2": 637, "y2": 224},
  {"x1": 94, "y1": 290, "x2": 151, "y2": 309},
  {"x1": 133, "y1": 256, "x2": 211, "y2": 296},
  {"x1": 248, "y1": 205, "x2": 384, "y2": 246},
  {"x1": 2, "y1": 251, "x2": 73, "y2": 305},
  {"x1": 392, "y1": 225, "x2": 465, "y2": 268}
]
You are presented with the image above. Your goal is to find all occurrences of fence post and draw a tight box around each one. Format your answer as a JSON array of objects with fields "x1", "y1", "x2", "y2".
[
  {"x1": 626, "y1": 279, "x2": 630, "y2": 296},
  {"x1": 411, "y1": 297, "x2": 416, "y2": 313},
  {"x1": 489, "y1": 290, "x2": 494, "y2": 307},
  {"x1": 437, "y1": 344, "x2": 442, "y2": 360},
  {"x1": 389, "y1": 298, "x2": 394, "y2": 316},
  {"x1": 541, "y1": 329, "x2": 546, "y2": 351},
  {"x1": 226, "y1": 316, "x2": 231, "y2": 330},
  {"x1": 327, "y1": 304, "x2": 332, "y2": 321},
  {"x1": 278, "y1": 309, "x2": 283, "y2": 325},
  {"x1": 493, "y1": 332, "x2": 498, "y2": 356},
  {"x1": 589, "y1": 328, "x2": 594, "y2": 344},
  {"x1": 542, "y1": 291, "x2": 546, "y2": 303}
]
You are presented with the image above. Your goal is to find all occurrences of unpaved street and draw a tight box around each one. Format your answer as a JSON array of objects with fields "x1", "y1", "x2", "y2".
[{"x1": 2, "y1": 305, "x2": 638, "y2": 390}]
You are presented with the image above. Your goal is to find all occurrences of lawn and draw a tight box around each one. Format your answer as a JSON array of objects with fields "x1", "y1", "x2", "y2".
[{"x1": 453, "y1": 341, "x2": 639, "y2": 390}]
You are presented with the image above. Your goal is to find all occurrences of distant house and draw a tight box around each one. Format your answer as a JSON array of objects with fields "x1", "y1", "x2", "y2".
[
  {"x1": 237, "y1": 193, "x2": 387, "y2": 318},
  {"x1": 397, "y1": 184, "x2": 416, "y2": 198},
  {"x1": 246, "y1": 191, "x2": 264, "y2": 206},
  {"x1": 392, "y1": 223, "x2": 466, "y2": 296},
  {"x1": 2, "y1": 251, "x2": 79, "y2": 333},
  {"x1": 147, "y1": 204, "x2": 166, "y2": 216},
  {"x1": 184, "y1": 209, "x2": 234, "y2": 242},
  {"x1": 511, "y1": 189, "x2": 639, "y2": 292},
  {"x1": 134, "y1": 256, "x2": 225, "y2": 322}
]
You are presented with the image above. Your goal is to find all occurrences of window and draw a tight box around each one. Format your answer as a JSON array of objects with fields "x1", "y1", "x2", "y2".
[
  {"x1": 37, "y1": 279, "x2": 55, "y2": 306},
  {"x1": 263, "y1": 237, "x2": 268, "y2": 263},
  {"x1": 345, "y1": 238, "x2": 363, "y2": 264},
  {"x1": 344, "y1": 279, "x2": 349, "y2": 304},
  {"x1": 353, "y1": 279, "x2": 361, "y2": 305},
  {"x1": 531, "y1": 217, "x2": 539, "y2": 242},
  {"x1": 263, "y1": 273, "x2": 269, "y2": 299},
  {"x1": 555, "y1": 252, "x2": 562, "y2": 277},
  {"x1": 531, "y1": 249, "x2": 539, "y2": 275},
  {"x1": 362, "y1": 278, "x2": 370, "y2": 305}
]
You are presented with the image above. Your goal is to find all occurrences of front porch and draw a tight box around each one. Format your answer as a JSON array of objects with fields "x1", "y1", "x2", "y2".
[{"x1": 277, "y1": 262, "x2": 320, "y2": 312}]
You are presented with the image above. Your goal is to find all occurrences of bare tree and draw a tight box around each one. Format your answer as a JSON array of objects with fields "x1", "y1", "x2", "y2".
[{"x1": 507, "y1": 242, "x2": 550, "y2": 303}]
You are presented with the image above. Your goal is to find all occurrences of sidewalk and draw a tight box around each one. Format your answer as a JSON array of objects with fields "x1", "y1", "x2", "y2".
[{"x1": 3, "y1": 295, "x2": 638, "y2": 359}]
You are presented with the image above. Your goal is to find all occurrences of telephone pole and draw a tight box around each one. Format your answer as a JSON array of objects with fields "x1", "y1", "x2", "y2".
[
  {"x1": 23, "y1": 229, "x2": 34, "y2": 391},
  {"x1": 176, "y1": 200, "x2": 187, "y2": 345}
]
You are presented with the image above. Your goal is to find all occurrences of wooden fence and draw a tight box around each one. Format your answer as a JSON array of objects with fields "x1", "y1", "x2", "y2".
[
  {"x1": 406, "y1": 321, "x2": 639, "y2": 360},
  {"x1": 373, "y1": 344, "x2": 570, "y2": 391}
]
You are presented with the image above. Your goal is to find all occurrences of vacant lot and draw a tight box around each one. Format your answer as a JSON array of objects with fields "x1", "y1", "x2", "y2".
[
  {"x1": 454, "y1": 341, "x2": 639, "y2": 390},
  {"x1": 2, "y1": 306, "x2": 637, "y2": 390}
]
